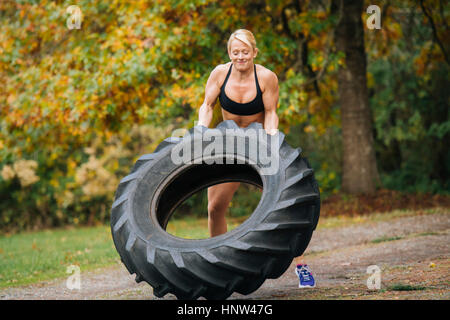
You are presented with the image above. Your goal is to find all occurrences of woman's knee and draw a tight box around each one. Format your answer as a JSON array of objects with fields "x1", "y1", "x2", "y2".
[
  {"x1": 207, "y1": 182, "x2": 240, "y2": 219},
  {"x1": 207, "y1": 200, "x2": 227, "y2": 219}
]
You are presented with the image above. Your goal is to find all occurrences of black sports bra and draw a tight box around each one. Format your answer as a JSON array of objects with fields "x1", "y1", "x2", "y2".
[{"x1": 219, "y1": 64, "x2": 264, "y2": 116}]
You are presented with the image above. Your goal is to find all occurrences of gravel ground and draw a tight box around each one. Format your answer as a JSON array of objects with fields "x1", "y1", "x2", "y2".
[{"x1": 1, "y1": 210, "x2": 449, "y2": 300}]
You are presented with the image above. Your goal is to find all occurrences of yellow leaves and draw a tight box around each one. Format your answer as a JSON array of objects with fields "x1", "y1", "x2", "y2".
[
  {"x1": 412, "y1": 44, "x2": 444, "y2": 76},
  {"x1": 50, "y1": 178, "x2": 59, "y2": 188},
  {"x1": 14, "y1": 160, "x2": 40, "y2": 187},
  {"x1": 67, "y1": 123, "x2": 173, "y2": 202},
  {"x1": 367, "y1": 72, "x2": 375, "y2": 88},
  {"x1": 299, "y1": 92, "x2": 307, "y2": 101},
  {"x1": 316, "y1": 11, "x2": 326, "y2": 20},
  {"x1": 171, "y1": 68, "x2": 182, "y2": 80},
  {"x1": 7, "y1": 94, "x2": 16, "y2": 105},
  {"x1": 308, "y1": 97, "x2": 320, "y2": 114},
  {"x1": 67, "y1": 160, "x2": 77, "y2": 171},
  {"x1": 384, "y1": 22, "x2": 403, "y2": 41},
  {"x1": 286, "y1": 68, "x2": 295, "y2": 79},
  {"x1": 328, "y1": 171, "x2": 336, "y2": 180},
  {"x1": 57, "y1": 75, "x2": 69, "y2": 87},
  {"x1": 1, "y1": 165, "x2": 15, "y2": 181},
  {"x1": 84, "y1": 147, "x2": 95, "y2": 155},
  {"x1": 50, "y1": 152, "x2": 58, "y2": 161},
  {"x1": 100, "y1": 41, "x2": 110, "y2": 50},
  {"x1": 55, "y1": 190, "x2": 75, "y2": 208},
  {"x1": 317, "y1": 55, "x2": 324, "y2": 64},
  {"x1": 302, "y1": 26, "x2": 311, "y2": 38},
  {"x1": 72, "y1": 46, "x2": 82, "y2": 55},
  {"x1": 282, "y1": 46, "x2": 290, "y2": 58},
  {"x1": 285, "y1": 8, "x2": 293, "y2": 17},
  {"x1": 75, "y1": 153, "x2": 118, "y2": 198},
  {"x1": 1, "y1": 160, "x2": 39, "y2": 186},
  {"x1": 112, "y1": 39, "x2": 124, "y2": 51}
]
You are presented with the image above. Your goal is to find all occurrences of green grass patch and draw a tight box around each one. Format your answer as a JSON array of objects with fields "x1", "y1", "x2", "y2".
[
  {"x1": 0, "y1": 225, "x2": 119, "y2": 288},
  {"x1": 387, "y1": 283, "x2": 427, "y2": 291},
  {"x1": 371, "y1": 236, "x2": 403, "y2": 243}
]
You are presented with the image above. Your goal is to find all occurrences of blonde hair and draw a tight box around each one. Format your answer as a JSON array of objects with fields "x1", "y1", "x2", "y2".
[{"x1": 227, "y1": 29, "x2": 257, "y2": 52}]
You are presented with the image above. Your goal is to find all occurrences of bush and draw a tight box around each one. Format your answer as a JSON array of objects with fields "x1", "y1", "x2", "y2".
[{"x1": 0, "y1": 124, "x2": 174, "y2": 233}]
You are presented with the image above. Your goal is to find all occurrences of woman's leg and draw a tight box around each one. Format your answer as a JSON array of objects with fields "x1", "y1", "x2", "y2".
[{"x1": 207, "y1": 182, "x2": 240, "y2": 237}]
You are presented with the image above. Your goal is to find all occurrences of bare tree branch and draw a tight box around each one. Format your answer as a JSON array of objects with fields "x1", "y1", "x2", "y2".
[{"x1": 419, "y1": 0, "x2": 450, "y2": 65}]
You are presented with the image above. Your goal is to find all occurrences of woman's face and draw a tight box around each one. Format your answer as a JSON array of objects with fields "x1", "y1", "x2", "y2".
[{"x1": 228, "y1": 38, "x2": 258, "y2": 71}]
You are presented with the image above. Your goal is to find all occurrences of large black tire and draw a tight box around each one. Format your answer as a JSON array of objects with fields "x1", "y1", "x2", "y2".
[{"x1": 110, "y1": 120, "x2": 320, "y2": 300}]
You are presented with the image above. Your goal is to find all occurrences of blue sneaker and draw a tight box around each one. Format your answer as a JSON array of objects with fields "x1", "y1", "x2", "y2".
[{"x1": 295, "y1": 264, "x2": 316, "y2": 288}]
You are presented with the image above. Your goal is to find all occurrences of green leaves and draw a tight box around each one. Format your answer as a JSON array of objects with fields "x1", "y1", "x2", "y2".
[{"x1": 0, "y1": 0, "x2": 448, "y2": 232}]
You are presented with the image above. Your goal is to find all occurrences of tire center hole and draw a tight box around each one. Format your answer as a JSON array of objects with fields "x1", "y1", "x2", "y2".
[{"x1": 154, "y1": 161, "x2": 263, "y2": 239}]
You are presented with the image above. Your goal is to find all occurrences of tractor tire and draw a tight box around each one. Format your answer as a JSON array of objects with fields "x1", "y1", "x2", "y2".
[{"x1": 110, "y1": 120, "x2": 320, "y2": 300}]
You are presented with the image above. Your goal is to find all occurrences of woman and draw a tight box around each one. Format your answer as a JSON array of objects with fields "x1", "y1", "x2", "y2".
[{"x1": 197, "y1": 29, "x2": 315, "y2": 288}]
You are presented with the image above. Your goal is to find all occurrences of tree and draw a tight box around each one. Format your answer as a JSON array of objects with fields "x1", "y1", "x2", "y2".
[
  {"x1": 1, "y1": 0, "x2": 447, "y2": 231},
  {"x1": 333, "y1": 0, "x2": 380, "y2": 193}
]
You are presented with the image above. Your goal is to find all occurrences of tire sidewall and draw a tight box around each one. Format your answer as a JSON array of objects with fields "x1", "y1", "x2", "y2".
[{"x1": 128, "y1": 127, "x2": 285, "y2": 251}]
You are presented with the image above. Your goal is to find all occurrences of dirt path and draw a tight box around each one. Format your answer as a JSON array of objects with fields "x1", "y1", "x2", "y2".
[{"x1": 1, "y1": 210, "x2": 449, "y2": 300}]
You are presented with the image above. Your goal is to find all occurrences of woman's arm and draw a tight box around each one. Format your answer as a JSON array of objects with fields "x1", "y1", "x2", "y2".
[
  {"x1": 198, "y1": 66, "x2": 223, "y2": 127},
  {"x1": 262, "y1": 71, "x2": 279, "y2": 135}
]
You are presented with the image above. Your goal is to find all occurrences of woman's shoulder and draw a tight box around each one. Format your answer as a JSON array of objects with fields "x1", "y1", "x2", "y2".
[
  {"x1": 255, "y1": 64, "x2": 278, "y2": 90},
  {"x1": 211, "y1": 62, "x2": 232, "y2": 75},
  {"x1": 255, "y1": 64, "x2": 277, "y2": 80},
  {"x1": 208, "y1": 62, "x2": 231, "y2": 86}
]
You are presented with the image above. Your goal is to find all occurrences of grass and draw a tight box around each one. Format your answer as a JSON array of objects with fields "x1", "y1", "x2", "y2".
[
  {"x1": 387, "y1": 283, "x2": 427, "y2": 291},
  {"x1": 0, "y1": 207, "x2": 447, "y2": 289},
  {"x1": 371, "y1": 236, "x2": 403, "y2": 243},
  {"x1": 0, "y1": 216, "x2": 249, "y2": 288},
  {"x1": 0, "y1": 225, "x2": 119, "y2": 288}
]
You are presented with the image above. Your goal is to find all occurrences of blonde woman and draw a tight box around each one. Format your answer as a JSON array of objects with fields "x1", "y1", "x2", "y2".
[{"x1": 197, "y1": 29, "x2": 315, "y2": 288}]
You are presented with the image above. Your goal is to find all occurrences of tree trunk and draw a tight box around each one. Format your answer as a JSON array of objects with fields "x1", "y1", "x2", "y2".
[{"x1": 333, "y1": 0, "x2": 380, "y2": 194}]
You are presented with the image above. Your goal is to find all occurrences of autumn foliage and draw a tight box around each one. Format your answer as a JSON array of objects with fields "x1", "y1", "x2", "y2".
[{"x1": 0, "y1": 0, "x2": 448, "y2": 232}]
